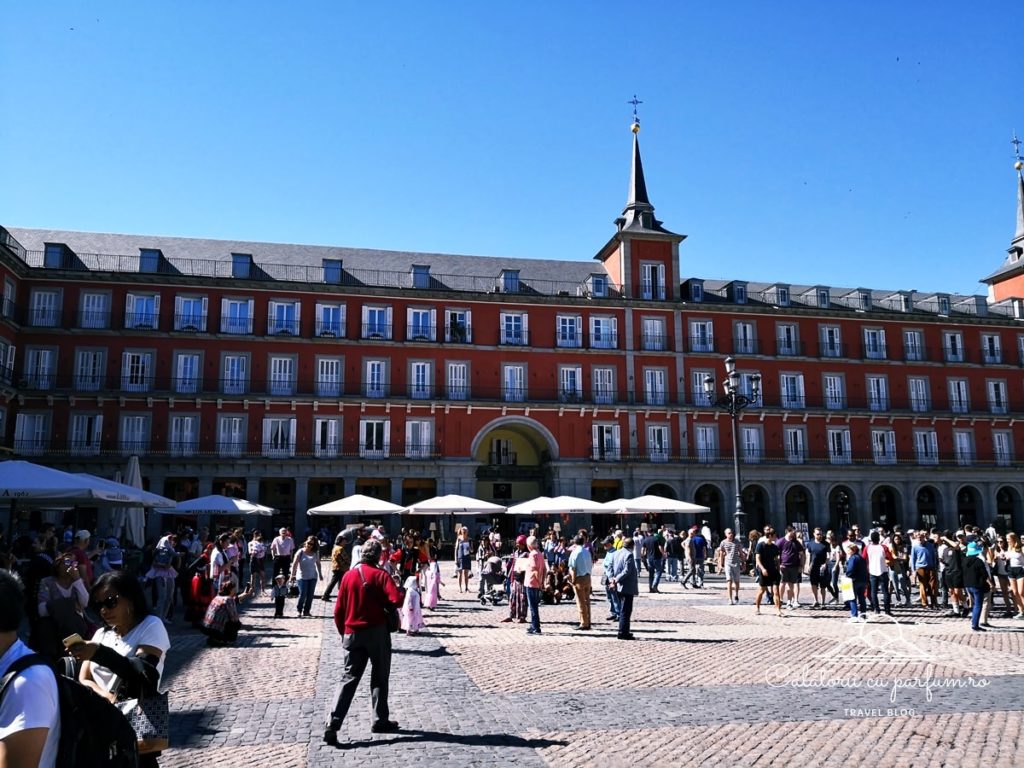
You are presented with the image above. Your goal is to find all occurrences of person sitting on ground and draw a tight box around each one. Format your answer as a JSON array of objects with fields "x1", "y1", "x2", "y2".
[{"x1": 202, "y1": 580, "x2": 253, "y2": 646}]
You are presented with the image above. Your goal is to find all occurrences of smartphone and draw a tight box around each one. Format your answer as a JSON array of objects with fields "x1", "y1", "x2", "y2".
[{"x1": 63, "y1": 633, "x2": 85, "y2": 648}]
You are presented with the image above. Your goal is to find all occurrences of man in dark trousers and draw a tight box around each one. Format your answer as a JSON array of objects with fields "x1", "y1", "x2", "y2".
[{"x1": 324, "y1": 539, "x2": 403, "y2": 746}]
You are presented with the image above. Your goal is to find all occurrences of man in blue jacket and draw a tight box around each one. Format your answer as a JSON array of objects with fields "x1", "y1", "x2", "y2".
[
  {"x1": 910, "y1": 532, "x2": 938, "y2": 609},
  {"x1": 606, "y1": 537, "x2": 639, "y2": 640}
]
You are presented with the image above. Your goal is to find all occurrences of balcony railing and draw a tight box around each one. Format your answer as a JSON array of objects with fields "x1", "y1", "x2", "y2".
[{"x1": 640, "y1": 333, "x2": 667, "y2": 351}]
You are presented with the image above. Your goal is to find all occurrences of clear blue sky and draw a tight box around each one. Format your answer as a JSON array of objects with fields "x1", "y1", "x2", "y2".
[{"x1": 1, "y1": 2, "x2": 1020, "y2": 296}]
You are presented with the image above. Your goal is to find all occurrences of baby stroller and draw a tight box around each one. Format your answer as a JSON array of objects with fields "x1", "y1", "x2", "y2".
[{"x1": 479, "y1": 555, "x2": 507, "y2": 606}]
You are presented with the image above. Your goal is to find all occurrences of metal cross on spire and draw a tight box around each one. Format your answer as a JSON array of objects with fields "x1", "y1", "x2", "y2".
[
  {"x1": 1013, "y1": 131, "x2": 1023, "y2": 165},
  {"x1": 628, "y1": 94, "x2": 643, "y2": 124}
]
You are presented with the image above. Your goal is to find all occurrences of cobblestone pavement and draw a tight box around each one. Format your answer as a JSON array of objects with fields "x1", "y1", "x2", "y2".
[{"x1": 159, "y1": 568, "x2": 1024, "y2": 767}]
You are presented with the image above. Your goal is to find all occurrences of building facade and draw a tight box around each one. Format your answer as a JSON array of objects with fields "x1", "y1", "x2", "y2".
[{"x1": 2, "y1": 126, "x2": 1023, "y2": 537}]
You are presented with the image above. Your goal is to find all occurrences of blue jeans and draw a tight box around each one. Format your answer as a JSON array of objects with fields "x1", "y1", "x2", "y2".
[
  {"x1": 297, "y1": 577, "x2": 316, "y2": 615},
  {"x1": 525, "y1": 586, "x2": 542, "y2": 632},
  {"x1": 869, "y1": 574, "x2": 892, "y2": 613},
  {"x1": 618, "y1": 593, "x2": 634, "y2": 637},
  {"x1": 967, "y1": 587, "x2": 984, "y2": 629},
  {"x1": 648, "y1": 558, "x2": 663, "y2": 590},
  {"x1": 848, "y1": 581, "x2": 868, "y2": 617},
  {"x1": 667, "y1": 557, "x2": 678, "y2": 580},
  {"x1": 606, "y1": 586, "x2": 621, "y2": 618}
]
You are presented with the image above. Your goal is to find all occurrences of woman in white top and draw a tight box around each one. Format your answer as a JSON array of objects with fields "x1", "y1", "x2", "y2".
[
  {"x1": 247, "y1": 531, "x2": 267, "y2": 597},
  {"x1": 1006, "y1": 533, "x2": 1024, "y2": 618},
  {"x1": 35, "y1": 553, "x2": 90, "y2": 655},
  {"x1": 69, "y1": 570, "x2": 171, "y2": 767},
  {"x1": 290, "y1": 536, "x2": 323, "y2": 617}
]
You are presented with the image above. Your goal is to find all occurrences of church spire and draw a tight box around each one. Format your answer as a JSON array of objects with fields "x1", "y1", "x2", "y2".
[
  {"x1": 1013, "y1": 132, "x2": 1023, "y2": 246},
  {"x1": 617, "y1": 96, "x2": 672, "y2": 234}
]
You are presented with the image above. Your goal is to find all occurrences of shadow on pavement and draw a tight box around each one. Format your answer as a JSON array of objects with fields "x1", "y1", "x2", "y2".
[
  {"x1": 642, "y1": 637, "x2": 738, "y2": 644},
  {"x1": 338, "y1": 730, "x2": 568, "y2": 751},
  {"x1": 392, "y1": 646, "x2": 458, "y2": 657},
  {"x1": 168, "y1": 709, "x2": 219, "y2": 748}
]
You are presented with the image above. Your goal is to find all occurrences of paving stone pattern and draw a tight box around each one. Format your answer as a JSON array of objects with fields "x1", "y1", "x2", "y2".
[{"x1": 157, "y1": 567, "x2": 1024, "y2": 767}]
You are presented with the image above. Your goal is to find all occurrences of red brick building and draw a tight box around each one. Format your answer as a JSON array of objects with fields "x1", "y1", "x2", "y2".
[{"x1": 1, "y1": 126, "x2": 1022, "y2": 537}]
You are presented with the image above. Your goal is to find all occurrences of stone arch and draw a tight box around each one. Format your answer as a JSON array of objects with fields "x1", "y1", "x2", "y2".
[
  {"x1": 643, "y1": 483, "x2": 679, "y2": 500},
  {"x1": 914, "y1": 485, "x2": 941, "y2": 530},
  {"x1": 868, "y1": 484, "x2": 902, "y2": 529},
  {"x1": 469, "y1": 416, "x2": 560, "y2": 462},
  {"x1": 783, "y1": 484, "x2": 813, "y2": 525},
  {"x1": 827, "y1": 485, "x2": 856, "y2": 531},
  {"x1": 995, "y1": 486, "x2": 1021, "y2": 532},
  {"x1": 956, "y1": 485, "x2": 983, "y2": 528}
]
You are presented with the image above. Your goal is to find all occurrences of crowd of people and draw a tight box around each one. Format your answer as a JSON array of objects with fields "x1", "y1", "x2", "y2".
[{"x1": 4, "y1": 514, "x2": 1022, "y2": 760}]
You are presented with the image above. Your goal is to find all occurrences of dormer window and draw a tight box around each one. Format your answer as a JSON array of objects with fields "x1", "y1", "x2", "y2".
[
  {"x1": 501, "y1": 270, "x2": 520, "y2": 293},
  {"x1": 232, "y1": 253, "x2": 252, "y2": 280},
  {"x1": 860, "y1": 292, "x2": 871, "y2": 310},
  {"x1": 411, "y1": 265, "x2": 431, "y2": 289},
  {"x1": 937, "y1": 296, "x2": 950, "y2": 315},
  {"x1": 818, "y1": 289, "x2": 830, "y2": 308},
  {"x1": 777, "y1": 287, "x2": 789, "y2": 306},
  {"x1": 734, "y1": 285, "x2": 747, "y2": 304},
  {"x1": 43, "y1": 243, "x2": 70, "y2": 269},
  {"x1": 901, "y1": 294, "x2": 913, "y2": 312},
  {"x1": 691, "y1": 282, "x2": 703, "y2": 302},
  {"x1": 590, "y1": 275, "x2": 608, "y2": 298},
  {"x1": 139, "y1": 248, "x2": 162, "y2": 274},
  {"x1": 323, "y1": 259, "x2": 342, "y2": 285}
]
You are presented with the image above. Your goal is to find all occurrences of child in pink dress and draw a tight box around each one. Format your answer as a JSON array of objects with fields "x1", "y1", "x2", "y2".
[
  {"x1": 424, "y1": 556, "x2": 443, "y2": 610},
  {"x1": 401, "y1": 575, "x2": 425, "y2": 635}
]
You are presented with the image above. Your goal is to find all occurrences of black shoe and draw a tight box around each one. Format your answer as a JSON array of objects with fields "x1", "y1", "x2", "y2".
[
  {"x1": 971, "y1": 626, "x2": 986, "y2": 632},
  {"x1": 371, "y1": 720, "x2": 399, "y2": 733},
  {"x1": 606, "y1": 614, "x2": 618, "y2": 621},
  {"x1": 323, "y1": 728, "x2": 339, "y2": 746},
  {"x1": 617, "y1": 633, "x2": 636, "y2": 640}
]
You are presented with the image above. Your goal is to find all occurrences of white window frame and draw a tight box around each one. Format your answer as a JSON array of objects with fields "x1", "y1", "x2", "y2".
[
  {"x1": 69, "y1": 414, "x2": 102, "y2": 456},
  {"x1": 217, "y1": 415, "x2": 246, "y2": 457},
  {"x1": 993, "y1": 432, "x2": 1012, "y2": 467},
  {"x1": 316, "y1": 302, "x2": 346, "y2": 338},
  {"x1": 690, "y1": 320, "x2": 714, "y2": 352},
  {"x1": 15, "y1": 412, "x2": 49, "y2": 455},
  {"x1": 909, "y1": 377, "x2": 930, "y2": 412},
  {"x1": 24, "y1": 348, "x2": 55, "y2": 390},
  {"x1": 121, "y1": 351, "x2": 153, "y2": 393},
  {"x1": 262, "y1": 417, "x2": 297, "y2": 458},
  {"x1": 644, "y1": 368, "x2": 667, "y2": 406},
  {"x1": 987, "y1": 380, "x2": 1007, "y2": 415},
  {"x1": 268, "y1": 356, "x2": 296, "y2": 396},
  {"x1": 592, "y1": 367, "x2": 614, "y2": 405},
  {"x1": 734, "y1": 322, "x2": 755, "y2": 354},
  {"x1": 407, "y1": 307, "x2": 436, "y2": 341},
  {"x1": 647, "y1": 424, "x2": 669, "y2": 463},
  {"x1": 741, "y1": 426, "x2": 762, "y2": 463},
  {"x1": 74, "y1": 349, "x2": 104, "y2": 391},
  {"x1": 365, "y1": 359, "x2": 388, "y2": 398},
  {"x1": 174, "y1": 353, "x2": 201, "y2": 394},
  {"x1": 641, "y1": 317, "x2": 665, "y2": 351},
  {"x1": 695, "y1": 424, "x2": 717, "y2": 463},
  {"x1": 502, "y1": 364, "x2": 526, "y2": 402},
  {"x1": 863, "y1": 328, "x2": 887, "y2": 359},
  {"x1": 80, "y1": 292, "x2": 109, "y2": 329},
  {"x1": 313, "y1": 417, "x2": 341, "y2": 458},
  {"x1": 591, "y1": 423, "x2": 621, "y2": 460},
  {"x1": 903, "y1": 329, "x2": 923, "y2": 361},
  {"x1": 692, "y1": 370, "x2": 713, "y2": 406},
  {"x1": 221, "y1": 298, "x2": 254, "y2": 334},
  {"x1": 867, "y1": 376, "x2": 889, "y2": 412},
  {"x1": 267, "y1": 300, "x2": 300, "y2": 336},
  {"x1": 447, "y1": 362, "x2": 468, "y2": 400},
  {"x1": 362, "y1": 306, "x2": 393, "y2": 340},
  {"x1": 982, "y1": 333, "x2": 1002, "y2": 364},
  {"x1": 914, "y1": 430, "x2": 939, "y2": 465},
  {"x1": 125, "y1": 293, "x2": 159, "y2": 329},
  {"x1": 410, "y1": 361, "x2": 432, "y2": 399},
  {"x1": 872, "y1": 429, "x2": 897, "y2": 465},
  {"x1": 948, "y1": 378, "x2": 969, "y2": 413},
  {"x1": 784, "y1": 427, "x2": 806, "y2": 464},
  {"x1": 780, "y1": 373, "x2": 805, "y2": 409},
  {"x1": 222, "y1": 354, "x2": 249, "y2": 395},
  {"x1": 406, "y1": 419, "x2": 433, "y2": 458},
  {"x1": 556, "y1": 315, "x2": 582, "y2": 348},
  {"x1": 640, "y1": 262, "x2": 666, "y2": 300},
  {"x1": 444, "y1": 309, "x2": 472, "y2": 343},
  {"x1": 119, "y1": 414, "x2": 149, "y2": 455},
  {"x1": 824, "y1": 374, "x2": 845, "y2": 409},
  {"x1": 827, "y1": 428, "x2": 852, "y2": 465},
  {"x1": 359, "y1": 418, "x2": 390, "y2": 459},
  {"x1": 953, "y1": 431, "x2": 973, "y2": 466},
  {"x1": 174, "y1": 295, "x2": 208, "y2": 332},
  {"x1": 777, "y1": 324, "x2": 797, "y2": 356},
  {"x1": 169, "y1": 415, "x2": 198, "y2": 457},
  {"x1": 820, "y1": 325, "x2": 842, "y2": 357},
  {"x1": 590, "y1": 316, "x2": 618, "y2": 349},
  {"x1": 499, "y1": 312, "x2": 528, "y2": 345},
  {"x1": 943, "y1": 331, "x2": 963, "y2": 362},
  {"x1": 316, "y1": 357, "x2": 343, "y2": 398},
  {"x1": 29, "y1": 289, "x2": 60, "y2": 328},
  {"x1": 559, "y1": 366, "x2": 583, "y2": 403}
]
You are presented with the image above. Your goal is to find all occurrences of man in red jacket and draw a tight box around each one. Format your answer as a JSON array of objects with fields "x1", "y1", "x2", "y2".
[{"x1": 324, "y1": 539, "x2": 403, "y2": 747}]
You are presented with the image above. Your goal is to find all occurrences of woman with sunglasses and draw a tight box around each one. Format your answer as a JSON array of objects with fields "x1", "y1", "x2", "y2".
[
  {"x1": 34, "y1": 553, "x2": 89, "y2": 657},
  {"x1": 290, "y1": 535, "x2": 323, "y2": 617},
  {"x1": 68, "y1": 570, "x2": 171, "y2": 766}
]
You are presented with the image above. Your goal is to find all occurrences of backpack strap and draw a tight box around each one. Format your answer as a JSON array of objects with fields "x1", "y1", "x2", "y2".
[{"x1": 0, "y1": 653, "x2": 53, "y2": 705}]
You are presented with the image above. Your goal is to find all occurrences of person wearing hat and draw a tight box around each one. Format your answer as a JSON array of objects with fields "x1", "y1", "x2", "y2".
[
  {"x1": 67, "y1": 530, "x2": 93, "y2": 587},
  {"x1": 963, "y1": 539, "x2": 993, "y2": 631},
  {"x1": 270, "y1": 573, "x2": 290, "y2": 618}
]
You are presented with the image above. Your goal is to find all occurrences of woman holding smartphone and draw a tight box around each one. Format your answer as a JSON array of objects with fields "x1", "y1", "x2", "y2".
[{"x1": 68, "y1": 570, "x2": 171, "y2": 766}]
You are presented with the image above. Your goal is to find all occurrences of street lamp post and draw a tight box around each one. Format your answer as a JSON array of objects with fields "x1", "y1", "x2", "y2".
[{"x1": 704, "y1": 357, "x2": 761, "y2": 542}]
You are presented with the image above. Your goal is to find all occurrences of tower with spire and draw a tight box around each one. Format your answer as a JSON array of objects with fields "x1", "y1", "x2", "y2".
[
  {"x1": 594, "y1": 100, "x2": 685, "y2": 300},
  {"x1": 981, "y1": 134, "x2": 1024, "y2": 303}
]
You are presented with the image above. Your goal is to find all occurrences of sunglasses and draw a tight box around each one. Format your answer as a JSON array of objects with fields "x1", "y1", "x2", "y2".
[{"x1": 91, "y1": 594, "x2": 121, "y2": 611}]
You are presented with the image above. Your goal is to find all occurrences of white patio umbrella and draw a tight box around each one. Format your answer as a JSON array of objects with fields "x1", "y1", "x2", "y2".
[
  {"x1": 397, "y1": 493, "x2": 507, "y2": 516},
  {"x1": 307, "y1": 494, "x2": 402, "y2": 516},
  {"x1": 160, "y1": 494, "x2": 275, "y2": 516},
  {"x1": 120, "y1": 455, "x2": 147, "y2": 547},
  {"x1": 602, "y1": 495, "x2": 710, "y2": 515},
  {"x1": 531, "y1": 495, "x2": 612, "y2": 514},
  {"x1": 0, "y1": 461, "x2": 168, "y2": 505},
  {"x1": 505, "y1": 496, "x2": 553, "y2": 515}
]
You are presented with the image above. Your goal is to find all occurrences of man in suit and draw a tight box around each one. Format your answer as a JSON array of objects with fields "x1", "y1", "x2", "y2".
[{"x1": 606, "y1": 537, "x2": 639, "y2": 640}]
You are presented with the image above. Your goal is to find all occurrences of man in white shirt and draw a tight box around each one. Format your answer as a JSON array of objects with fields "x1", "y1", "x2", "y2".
[
  {"x1": 0, "y1": 571, "x2": 59, "y2": 768},
  {"x1": 865, "y1": 531, "x2": 894, "y2": 616},
  {"x1": 270, "y1": 527, "x2": 296, "y2": 578}
]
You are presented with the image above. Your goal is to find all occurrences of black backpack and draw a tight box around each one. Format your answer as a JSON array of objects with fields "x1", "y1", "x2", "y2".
[{"x1": 0, "y1": 654, "x2": 138, "y2": 768}]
